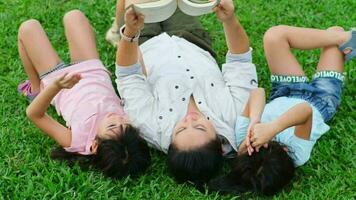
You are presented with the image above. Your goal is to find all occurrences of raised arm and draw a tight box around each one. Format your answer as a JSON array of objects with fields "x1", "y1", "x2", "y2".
[
  {"x1": 116, "y1": 8, "x2": 144, "y2": 66},
  {"x1": 251, "y1": 102, "x2": 313, "y2": 151},
  {"x1": 215, "y1": 0, "x2": 258, "y2": 121},
  {"x1": 214, "y1": 0, "x2": 249, "y2": 54},
  {"x1": 247, "y1": 88, "x2": 266, "y2": 123},
  {"x1": 239, "y1": 88, "x2": 265, "y2": 155},
  {"x1": 26, "y1": 73, "x2": 81, "y2": 147}
]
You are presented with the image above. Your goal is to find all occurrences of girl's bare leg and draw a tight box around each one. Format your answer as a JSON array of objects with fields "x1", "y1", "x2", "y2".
[
  {"x1": 18, "y1": 19, "x2": 62, "y2": 93},
  {"x1": 106, "y1": 0, "x2": 125, "y2": 46},
  {"x1": 18, "y1": 39, "x2": 41, "y2": 93},
  {"x1": 264, "y1": 25, "x2": 350, "y2": 76},
  {"x1": 317, "y1": 26, "x2": 345, "y2": 73},
  {"x1": 63, "y1": 10, "x2": 99, "y2": 62}
]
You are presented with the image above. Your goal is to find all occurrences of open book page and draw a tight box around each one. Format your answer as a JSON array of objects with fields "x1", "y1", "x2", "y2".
[
  {"x1": 188, "y1": 0, "x2": 213, "y2": 4},
  {"x1": 178, "y1": 0, "x2": 220, "y2": 16},
  {"x1": 127, "y1": 0, "x2": 177, "y2": 23},
  {"x1": 125, "y1": 0, "x2": 161, "y2": 7},
  {"x1": 125, "y1": 0, "x2": 219, "y2": 23}
]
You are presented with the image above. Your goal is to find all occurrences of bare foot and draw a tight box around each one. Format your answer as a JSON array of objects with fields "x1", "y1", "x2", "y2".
[
  {"x1": 326, "y1": 26, "x2": 352, "y2": 55},
  {"x1": 340, "y1": 31, "x2": 353, "y2": 55}
]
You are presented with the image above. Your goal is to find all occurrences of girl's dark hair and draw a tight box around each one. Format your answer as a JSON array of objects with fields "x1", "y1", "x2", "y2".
[
  {"x1": 167, "y1": 137, "x2": 223, "y2": 191},
  {"x1": 50, "y1": 125, "x2": 150, "y2": 179},
  {"x1": 208, "y1": 141, "x2": 295, "y2": 196}
]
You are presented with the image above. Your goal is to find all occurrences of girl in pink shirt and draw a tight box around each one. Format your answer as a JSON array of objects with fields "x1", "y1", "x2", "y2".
[{"x1": 17, "y1": 10, "x2": 150, "y2": 179}]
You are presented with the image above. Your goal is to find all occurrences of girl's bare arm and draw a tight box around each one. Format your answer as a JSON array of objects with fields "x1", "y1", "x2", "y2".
[
  {"x1": 26, "y1": 73, "x2": 80, "y2": 147},
  {"x1": 247, "y1": 88, "x2": 266, "y2": 122},
  {"x1": 214, "y1": 0, "x2": 250, "y2": 54},
  {"x1": 251, "y1": 102, "x2": 313, "y2": 150}
]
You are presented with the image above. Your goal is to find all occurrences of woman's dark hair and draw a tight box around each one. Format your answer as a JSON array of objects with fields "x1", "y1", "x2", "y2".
[
  {"x1": 208, "y1": 141, "x2": 295, "y2": 196},
  {"x1": 167, "y1": 136, "x2": 223, "y2": 191},
  {"x1": 51, "y1": 125, "x2": 150, "y2": 179}
]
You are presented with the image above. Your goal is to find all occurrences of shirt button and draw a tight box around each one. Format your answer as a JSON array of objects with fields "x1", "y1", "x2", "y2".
[
  {"x1": 250, "y1": 79, "x2": 257, "y2": 85},
  {"x1": 198, "y1": 101, "x2": 202, "y2": 104},
  {"x1": 178, "y1": 55, "x2": 181, "y2": 58},
  {"x1": 211, "y1": 83, "x2": 214, "y2": 87},
  {"x1": 169, "y1": 108, "x2": 173, "y2": 112},
  {"x1": 186, "y1": 69, "x2": 190, "y2": 72},
  {"x1": 175, "y1": 85, "x2": 179, "y2": 89},
  {"x1": 120, "y1": 99, "x2": 125, "y2": 106},
  {"x1": 182, "y1": 97, "x2": 186, "y2": 101},
  {"x1": 159, "y1": 116, "x2": 163, "y2": 120},
  {"x1": 190, "y1": 76, "x2": 194, "y2": 79}
]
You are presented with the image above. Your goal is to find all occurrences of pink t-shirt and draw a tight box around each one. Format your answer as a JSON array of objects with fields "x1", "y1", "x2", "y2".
[{"x1": 41, "y1": 59, "x2": 126, "y2": 155}]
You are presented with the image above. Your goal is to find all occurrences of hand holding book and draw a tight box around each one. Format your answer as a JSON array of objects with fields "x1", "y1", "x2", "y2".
[
  {"x1": 124, "y1": 7, "x2": 144, "y2": 36},
  {"x1": 213, "y1": 0, "x2": 235, "y2": 23}
]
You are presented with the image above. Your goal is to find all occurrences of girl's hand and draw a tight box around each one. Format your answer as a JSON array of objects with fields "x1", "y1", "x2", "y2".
[
  {"x1": 245, "y1": 119, "x2": 260, "y2": 155},
  {"x1": 237, "y1": 138, "x2": 249, "y2": 155},
  {"x1": 250, "y1": 122, "x2": 277, "y2": 152},
  {"x1": 124, "y1": 7, "x2": 144, "y2": 35},
  {"x1": 213, "y1": 0, "x2": 235, "y2": 23},
  {"x1": 54, "y1": 73, "x2": 81, "y2": 89}
]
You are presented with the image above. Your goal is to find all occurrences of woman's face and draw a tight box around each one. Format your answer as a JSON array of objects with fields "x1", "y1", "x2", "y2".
[
  {"x1": 97, "y1": 113, "x2": 130, "y2": 140},
  {"x1": 172, "y1": 111, "x2": 217, "y2": 150}
]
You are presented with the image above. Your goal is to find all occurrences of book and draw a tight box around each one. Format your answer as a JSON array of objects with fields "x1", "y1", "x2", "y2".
[{"x1": 125, "y1": 0, "x2": 220, "y2": 23}]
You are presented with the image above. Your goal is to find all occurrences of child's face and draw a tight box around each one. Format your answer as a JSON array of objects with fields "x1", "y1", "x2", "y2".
[
  {"x1": 172, "y1": 111, "x2": 217, "y2": 150},
  {"x1": 97, "y1": 113, "x2": 130, "y2": 140}
]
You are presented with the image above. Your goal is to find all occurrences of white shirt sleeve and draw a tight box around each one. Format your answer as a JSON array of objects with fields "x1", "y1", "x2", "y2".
[
  {"x1": 115, "y1": 63, "x2": 160, "y2": 147},
  {"x1": 222, "y1": 48, "x2": 258, "y2": 113}
]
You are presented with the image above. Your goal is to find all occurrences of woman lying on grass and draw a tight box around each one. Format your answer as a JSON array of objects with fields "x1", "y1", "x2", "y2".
[
  {"x1": 209, "y1": 25, "x2": 355, "y2": 195},
  {"x1": 113, "y1": 0, "x2": 258, "y2": 188},
  {"x1": 18, "y1": 10, "x2": 150, "y2": 179}
]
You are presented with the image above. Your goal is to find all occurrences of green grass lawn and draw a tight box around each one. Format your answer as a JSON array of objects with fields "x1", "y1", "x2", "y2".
[{"x1": 1, "y1": 0, "x2": 355, "y2": 199}]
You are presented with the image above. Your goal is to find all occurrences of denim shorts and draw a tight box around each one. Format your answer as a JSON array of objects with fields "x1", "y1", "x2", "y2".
[{"x1": 269, "y1": 71, "x2": 344, "y2": 122}]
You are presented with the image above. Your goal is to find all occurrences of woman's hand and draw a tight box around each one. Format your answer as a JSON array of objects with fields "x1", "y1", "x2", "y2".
[
  {"x1": 213, "y1": 0, "x2": 235, "y2": 23},
  {"x1": 250, "y1": 122, "x2": 277, "y2": 152},
  {"x1": 54, "y1": 73, "x2": 81, "y2": 89},
  {"x1": 124, "y1": 7, "x2": 144, "y2": 36}
]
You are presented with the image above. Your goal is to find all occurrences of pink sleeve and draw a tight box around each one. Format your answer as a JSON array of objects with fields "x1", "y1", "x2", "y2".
[{"x1": 64, "y1": 113, "x2": 98, "y2": 155}]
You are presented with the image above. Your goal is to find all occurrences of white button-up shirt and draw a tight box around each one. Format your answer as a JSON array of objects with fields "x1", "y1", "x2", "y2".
[{"x1": 115, "y1": 33, "x2": 257, "y2": 154}]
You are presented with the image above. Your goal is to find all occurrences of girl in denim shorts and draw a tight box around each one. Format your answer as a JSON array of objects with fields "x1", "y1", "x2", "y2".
[{"x1": 209, "y1": 25, "x2": 355, "y2": 196}]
